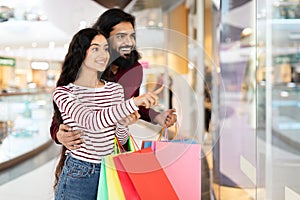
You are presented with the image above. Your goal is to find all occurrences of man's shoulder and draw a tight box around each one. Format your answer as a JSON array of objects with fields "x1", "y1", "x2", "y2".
[
  {"x1": 115, "y1": 62, "x2": 143, "y2": 83},
  {"x1": 132, "y1": 61, "x2": 142, "y2": 68},
  {"x1": 118, "y1": 62, "x2": 142, "y2": 73}
]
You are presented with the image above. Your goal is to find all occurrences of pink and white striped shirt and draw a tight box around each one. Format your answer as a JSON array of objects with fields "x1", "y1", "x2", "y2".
[{"x1": 52, "y1": 81, "x2": 139, "y2": 164}]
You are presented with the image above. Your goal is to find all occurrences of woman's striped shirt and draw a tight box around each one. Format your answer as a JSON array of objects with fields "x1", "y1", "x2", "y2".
[{"x1": 52, "y1": 82, "x2": 138, "y2": 164}]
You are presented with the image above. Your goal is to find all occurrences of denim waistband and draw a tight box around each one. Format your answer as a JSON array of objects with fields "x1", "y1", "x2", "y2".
[{"x1": 66, "y1": 154, "x2": 101, "y2": 170}]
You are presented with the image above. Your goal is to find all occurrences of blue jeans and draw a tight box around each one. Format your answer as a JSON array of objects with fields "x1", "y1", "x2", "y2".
[{"x1": 55, "y1": 155, "x2": 101, "y2": 200}]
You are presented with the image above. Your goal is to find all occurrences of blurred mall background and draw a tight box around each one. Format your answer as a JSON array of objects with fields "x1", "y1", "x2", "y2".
[{"x1": 0, "y1": 0, "x2": 300, "y2": 199}]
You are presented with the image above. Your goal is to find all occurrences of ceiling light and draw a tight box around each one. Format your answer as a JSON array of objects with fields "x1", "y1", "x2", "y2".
[
  {"x1": 79, "y1": 21, "x2": 87, "y2": 29},
  {"x1": 280, "y1": 91, "x2": 289, "y2": 98},
  {"x1": 49, "y1": 41, "x2": 55, "y2": 49},
  {"x1": 32, "y1": 42, "x2": 37, "y2": 48},
  {"x1": 64, "y1": 43, "x2": 69, "y2": 49},
  {"x1": 39, "y1": 14, "x2": 48, "y2": 21},
  {"x1": 148, "y1": 20, "x2": 155, "y2": 26},
  {"x1": 287, "y1": 82, "x2": 296, "y2": 88},
  {"x1": 31, "y1": 61, "x2": 49, "y2": 70}
]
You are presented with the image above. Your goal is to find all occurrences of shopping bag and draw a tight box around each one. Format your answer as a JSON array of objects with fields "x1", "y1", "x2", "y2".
[
  {"x1": 118, "y1": 147, "x2": 179, "y2": 200},
  {"x1": 97, "y1": 157, "x2": 108, "y2": 200},
  {"x1": 141, "y1": 140, "x2": 154, "y2": 149},
  {"x1": 114, "y1": 134, "x2": 137, "y2": 154},
  {"x1": 97, "y1": 134, "x2": 140, "y2": 200},
  {"x1": 155, "y1": 141, "x2": 201, "y2": 200},
  {"x1": 97, "y1": 155, "x2": 126, "y2": 200},
  {"x1": 141, "y1": 123, "x2": 201, "y2": 199},
  {"x1": 141, "y1": 122, "x2": 181, "y2": 149},
  {"x1": 105, "y1": 155, "x2": 126, "y2": 200},
  {"x1": 140, "y1": 128, "x2": 164, "y2": 150},
  {"x1": 114, "y1": 135, "x2": 141, "y2": 199},
  {"x1": 114, "y1": 155, "x2": 141, "y2": 200}
]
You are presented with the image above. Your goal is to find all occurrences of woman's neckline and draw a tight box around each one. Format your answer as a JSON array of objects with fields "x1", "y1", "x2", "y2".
[{"x1": 71, "y1": 80, "x2": 106, "y2": 89}]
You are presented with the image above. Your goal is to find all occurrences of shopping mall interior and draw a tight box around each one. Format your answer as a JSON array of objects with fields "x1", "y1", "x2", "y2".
[{"x1": 0, "y1": 0, "x2": 300, "y2": 199}]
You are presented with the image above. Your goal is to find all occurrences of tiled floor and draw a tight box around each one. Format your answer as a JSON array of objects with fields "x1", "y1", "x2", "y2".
[
  {"x1": 0, "y1": 142, "x2": 61, "y2": 200},
  {"x1": 0, "y1": 157, "x2": 58, "y2": 200}
]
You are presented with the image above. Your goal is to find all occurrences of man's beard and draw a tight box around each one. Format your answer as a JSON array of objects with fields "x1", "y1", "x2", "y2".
[
  {"x1": 100, "y1": 47, "x2": 141, "y2": 81},
  {"x1": 109, "y1": 47, "x2": 140, "y2": 70}
]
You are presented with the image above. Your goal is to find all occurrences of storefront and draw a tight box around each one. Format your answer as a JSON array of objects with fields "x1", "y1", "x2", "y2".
[{"x1": 209, "y1": 0, "x2": 300, "y2": 199}]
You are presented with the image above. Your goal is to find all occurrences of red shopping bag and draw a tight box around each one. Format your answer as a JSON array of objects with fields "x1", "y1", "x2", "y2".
[
  {"x1": 113, "y1": 156, "x2": 141, "y2": 200},
  {"x1": 118, "y1": 148, "x2": 179, "y2": 200}
]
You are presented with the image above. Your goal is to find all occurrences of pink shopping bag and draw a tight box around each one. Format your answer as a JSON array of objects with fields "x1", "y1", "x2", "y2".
[{"x1": 154, "y1": 141, "x2": 201, "y2": 200}]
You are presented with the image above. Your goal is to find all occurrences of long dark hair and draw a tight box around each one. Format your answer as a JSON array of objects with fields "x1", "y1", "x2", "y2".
[
  {"x1": 53, "y1": 28, "x2": 106, "y2": 190},
  {"x1": 92, "y1": 8, "x2": 141, "y2": 80}
]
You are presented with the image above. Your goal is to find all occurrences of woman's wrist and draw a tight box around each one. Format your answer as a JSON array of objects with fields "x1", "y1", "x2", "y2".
[
  {"x1": 117, "y1": 121, "x2": 127, "y2": 127},
  {"x1": 132, "y1": 97, "x2": 138, "y2": 106}
]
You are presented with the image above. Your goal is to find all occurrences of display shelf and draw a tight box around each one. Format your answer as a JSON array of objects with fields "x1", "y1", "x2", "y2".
[
  {"x1": 272, "y1": 19, "x2": 300, "y2": 32},
  {"x1": 0, "y1": 92, "x2": 53, "y2": 170},
  {"x1": 272, "y1": 18, "x2": 300, "y2": 25},
  {"x1": 258, "y1": 18, "x2": 300, "y2": 30},
  {"x1": 273, "y1": 1, "x2": 300, "y2": 7},
  {"x1": 256, "y1": 0, "x2": 300, "y2": 143},
  {"x1": 257, "y1": 2, "x2": 300, "y2": 83}
]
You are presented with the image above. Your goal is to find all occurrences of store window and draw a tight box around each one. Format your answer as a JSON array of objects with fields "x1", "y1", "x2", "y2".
[
  {"x1": 257, "y1": 0, "x2": 300, "y2": 199},
  {"x1": 211, "y1": 0, "x2": 300, "y2": 199}
]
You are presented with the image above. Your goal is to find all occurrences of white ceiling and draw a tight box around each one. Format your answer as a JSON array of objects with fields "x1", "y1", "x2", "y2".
[
  {"x1": 0, "y1": 0, "x2": 169, "y2": 62},
  {"x1": 0, "y1": 0, "x2": 106, "y2": 61}
]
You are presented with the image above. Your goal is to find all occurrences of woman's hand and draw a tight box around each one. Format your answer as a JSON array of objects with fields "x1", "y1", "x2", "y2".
[
  {"x1": 118, "y1": 111, "x2": 140, "y2": 126},
  {"x1": 133, "y1": 86, "x2": 164, "y2": 108}
]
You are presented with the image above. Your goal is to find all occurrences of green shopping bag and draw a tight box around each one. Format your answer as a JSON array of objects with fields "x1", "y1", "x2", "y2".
[
  {"x1": 114, "y1": 135, "x2": 137, "y2": 154},
  {"x1": 97, "y1": 157, "x2": 108, "y2": 200}
]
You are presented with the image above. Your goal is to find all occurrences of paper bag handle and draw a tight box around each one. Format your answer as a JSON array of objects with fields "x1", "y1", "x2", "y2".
[
  {"x1": 114, "y1": 134, "x2": 139, "y2": 153},
  {"x1": 158, "y1": 121, "x2": 180, "y2": 141}
]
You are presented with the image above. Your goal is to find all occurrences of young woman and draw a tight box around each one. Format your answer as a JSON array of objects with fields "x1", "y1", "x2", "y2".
[{"x1": 53, "y1": 28, "x2": 162, "y2": 200}]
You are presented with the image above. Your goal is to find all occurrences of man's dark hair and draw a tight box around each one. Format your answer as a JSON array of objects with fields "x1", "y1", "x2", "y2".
[{"x1": 92, "y1": 8, "x2": 135, "y2": 38}]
